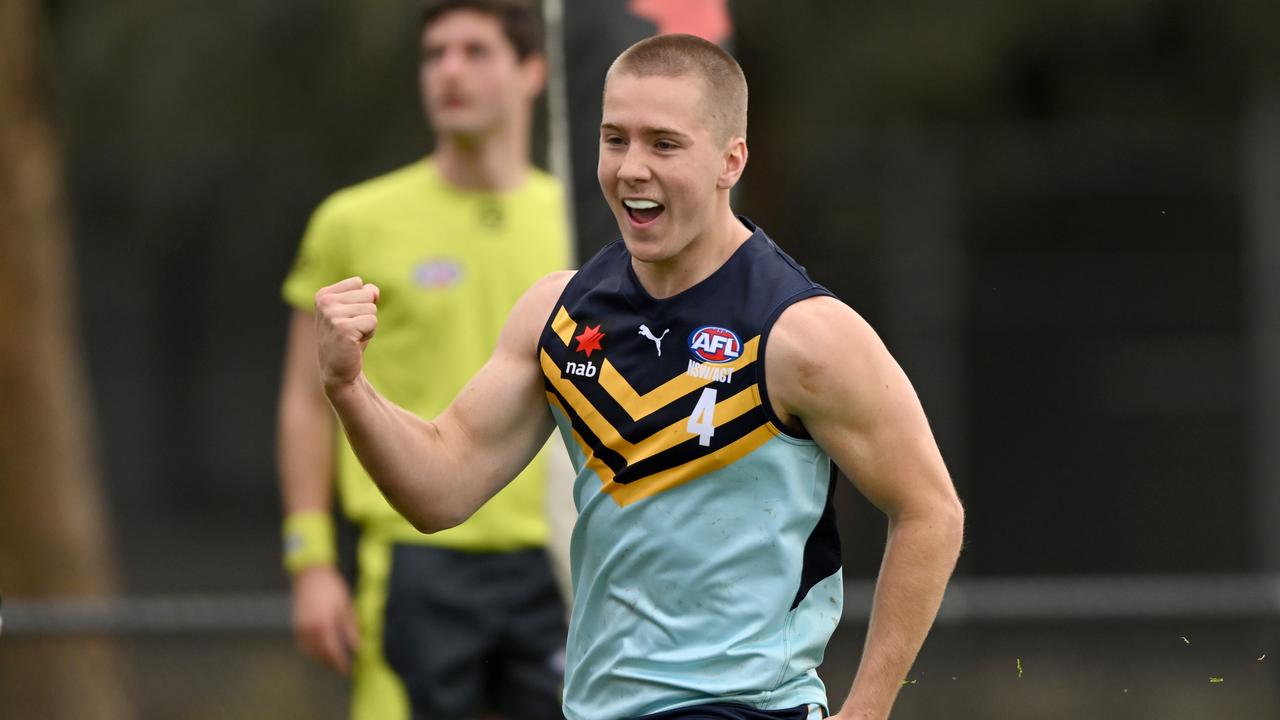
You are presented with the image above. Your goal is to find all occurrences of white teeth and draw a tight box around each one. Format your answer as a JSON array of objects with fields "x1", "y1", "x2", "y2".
[{"x1": 624, "y1": 199, "x2": 660, "y2": 210}]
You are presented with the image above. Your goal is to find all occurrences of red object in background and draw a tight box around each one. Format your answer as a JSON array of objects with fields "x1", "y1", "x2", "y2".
[{"x1": 626, "y1": 0, "x2": 732, "y2": 44}]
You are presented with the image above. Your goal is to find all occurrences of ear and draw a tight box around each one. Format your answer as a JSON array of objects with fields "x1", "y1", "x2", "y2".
[
  {"x1": 521, "y1": 54, "x2": 548, "y2": 100},
  {"x1": 717, "y1": 136, "x2": 748, "y2": 190}
]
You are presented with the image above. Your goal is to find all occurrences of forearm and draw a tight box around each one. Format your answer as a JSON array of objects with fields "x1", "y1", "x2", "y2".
[
  {"x1": 279, "y1": 309, "x2": 337, "y2": 516},
  {"x1": 835, "y1": 511, "x2": 963, "y2": 720},
  {"x1": 277, "y1": 326, "x2": 340, "y2": 573},
  {"x1": 278, "y1": 389, "x2": 335, "y2": 515},
  {"x1": 325, "y1": 374, "x2": 462, "y2": 532}
]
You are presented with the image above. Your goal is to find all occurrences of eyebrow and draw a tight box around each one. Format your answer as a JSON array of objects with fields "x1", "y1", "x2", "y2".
[{"x1": 600, "y1": 122, "x2": 693, "y2": 141}]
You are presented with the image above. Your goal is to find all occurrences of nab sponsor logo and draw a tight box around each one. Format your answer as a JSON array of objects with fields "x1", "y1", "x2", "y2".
[
  {"x1": 564, "y1": 360, "x2": 597, "y2": 378},
  {"x1": 688, "y1": 326, "x2": 742, "y2": 364}
]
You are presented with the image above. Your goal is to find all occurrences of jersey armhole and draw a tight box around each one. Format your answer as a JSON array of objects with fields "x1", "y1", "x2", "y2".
[{"x1": 755, "y1": 286, "x2": 835, "y2": 442}]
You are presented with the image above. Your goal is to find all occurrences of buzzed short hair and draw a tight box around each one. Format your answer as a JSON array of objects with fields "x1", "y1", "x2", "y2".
[{"x1": 606, "y1": 34, "x2": 748, "y2": 143}]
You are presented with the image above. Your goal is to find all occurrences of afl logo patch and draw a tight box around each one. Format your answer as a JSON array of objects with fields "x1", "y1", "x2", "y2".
[
  {"x1": 688, "y1": 326, "x2": 742, "y2": 364},
  {"x1": 412, "y1": 258, "x2": 463, "y2": 289}
]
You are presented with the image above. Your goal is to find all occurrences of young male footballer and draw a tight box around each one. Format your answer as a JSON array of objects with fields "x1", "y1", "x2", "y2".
[{"x1": 315, "y1": 33, "x2": 964, "y2": 720}]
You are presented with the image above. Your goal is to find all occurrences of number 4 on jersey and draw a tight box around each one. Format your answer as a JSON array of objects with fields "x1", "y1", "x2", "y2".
[{"x1": 686, "y1": 388, "x2": 717, "y2": 446}]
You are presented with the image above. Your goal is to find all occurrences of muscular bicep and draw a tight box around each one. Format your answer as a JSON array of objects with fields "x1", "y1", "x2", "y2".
[
  {"x1": 428, "y1": 272, "x2": 572, "y2": 508},
  {"x1": 768, "y1": 298, "x2": 957, "y2": 519}
]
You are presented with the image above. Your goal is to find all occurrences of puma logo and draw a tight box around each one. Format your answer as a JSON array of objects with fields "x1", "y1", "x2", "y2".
[{"x1": 638, "y1": 324, "x2": 669, "y2": 356}]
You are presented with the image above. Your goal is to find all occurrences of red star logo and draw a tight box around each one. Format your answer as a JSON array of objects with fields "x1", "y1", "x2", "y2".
[{"x1": 574, "y1": 324, "x2": 605, "y2": 357}]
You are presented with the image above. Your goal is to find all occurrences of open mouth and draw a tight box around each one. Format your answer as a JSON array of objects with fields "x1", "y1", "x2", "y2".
[{"x1": 623, "y1": 198, "x2": 665, "y2": 225}]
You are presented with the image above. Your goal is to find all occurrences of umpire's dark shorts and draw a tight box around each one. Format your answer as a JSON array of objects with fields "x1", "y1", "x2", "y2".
[{"x1": 383, "y1": 544, "x2": 567, "y2": 720}]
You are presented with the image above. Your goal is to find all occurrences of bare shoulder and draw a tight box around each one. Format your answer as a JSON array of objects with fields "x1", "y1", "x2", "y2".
[
  {"x1": 517, "y1": 271, "x2": 575, "y2": 321},
  {"x1": 766, "y1": 295, "x2": 895, "y2": 425},
  {"x1": 525, "y1": 270, "x2": 575, "y2": 306},
  {"x1": 768, "y1": 295, "x2": 882, "y2": 378},
  {"x1": 501, "y1": 271, "x2": 577, "y2": 355}
]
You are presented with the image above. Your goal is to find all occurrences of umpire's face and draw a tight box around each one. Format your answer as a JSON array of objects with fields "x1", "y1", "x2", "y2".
[{"x1": 418, "y1": 9, "x2": 544, "y2": 142}]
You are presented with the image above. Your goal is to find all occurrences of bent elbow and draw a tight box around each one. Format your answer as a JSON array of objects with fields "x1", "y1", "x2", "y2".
[
  {"x1": 408, "y1": 515, "x2": 453, "y2": 535},
  {"x1": 404, "y1": 504, "x2": 471, "y2": 535},
  {"x1": 942, "y1": 497, "x2": 966, "y2": 554},
  {"x1": 408, "y1": 519, "x2": 443, "y2": 535}
]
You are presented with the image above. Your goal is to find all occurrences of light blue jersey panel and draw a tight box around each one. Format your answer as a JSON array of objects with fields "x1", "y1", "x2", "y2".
[{"x1": 552, "y1": 407, "x2": 843, "y2": 720}]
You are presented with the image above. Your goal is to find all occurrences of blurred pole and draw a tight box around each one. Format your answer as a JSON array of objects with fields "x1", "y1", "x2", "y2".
[
  {"x1": 880, "y1": 130, "x2": 969, "y2": 565},
  {"x1": 543, "y1": 0, "x2": 577, "y2": 255},
  {"x1": 542, "y1": 0, "x2": 581, "y2": 606},
  {"x1": 1247, "y1": 86, "x2": 1280, "y2": 572},
  {"x1": 0, "y1": 1, "x2": 130, "y2": 717}
]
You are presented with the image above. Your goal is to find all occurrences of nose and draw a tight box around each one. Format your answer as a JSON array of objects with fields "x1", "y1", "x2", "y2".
[
  {"x1": 433, "y1": 46, "x2": 465, "y2": 79},
  {"x1": 617, "y1": 144, "x2": 651, "y2": 184}
]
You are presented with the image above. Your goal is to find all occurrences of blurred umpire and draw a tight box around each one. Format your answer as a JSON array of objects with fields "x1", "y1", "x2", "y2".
[{"x1": 276, "y1": 2, "x2": 570, "y2": 718}]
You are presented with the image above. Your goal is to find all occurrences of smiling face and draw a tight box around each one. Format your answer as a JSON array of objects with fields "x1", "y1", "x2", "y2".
[
  {"x1": 418, "y1": 9, "x2": 542, "y2": 141},
  {"x1": 598, "y1": 72, "x2": 747, "y2": 266}
]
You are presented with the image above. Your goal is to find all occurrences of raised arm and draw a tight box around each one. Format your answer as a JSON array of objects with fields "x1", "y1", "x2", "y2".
[
  {"x1": 766, "y1": 296, "x2": 964, "y2": 720},
  {"x1": 316, "y1": 272, "x2": 573, "y2": 533}
]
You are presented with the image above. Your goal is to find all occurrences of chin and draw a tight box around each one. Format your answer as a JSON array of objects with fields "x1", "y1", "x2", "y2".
[
  {"x1": 620, "y1": 234, "x2": 674, "y2": 265},
  {"x1": 432, "y1": 115, "x2": 488, "y2": 139}
]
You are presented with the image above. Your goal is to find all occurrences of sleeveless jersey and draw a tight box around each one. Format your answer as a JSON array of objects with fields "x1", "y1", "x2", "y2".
[{"x1": 538, "y1": 219, "x2": 844, "y2": 720}]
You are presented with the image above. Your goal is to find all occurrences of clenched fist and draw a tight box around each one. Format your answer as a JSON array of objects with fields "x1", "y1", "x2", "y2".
[{"x1": 315, "y1": 277, "x2": 381, "y2": 390}]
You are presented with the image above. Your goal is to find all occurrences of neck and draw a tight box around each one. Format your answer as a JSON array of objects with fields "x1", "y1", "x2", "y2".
[
  {"x1": 432, "y1": 116, "x2": 530, "y2": 191},
  {"x1": 632, "y1": 202, "x2": 753, "y2": 299}
]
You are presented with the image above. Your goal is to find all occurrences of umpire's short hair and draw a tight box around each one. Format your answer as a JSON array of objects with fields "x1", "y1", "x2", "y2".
[{"x1": 419, "y1": 0, "x2": 545, "y2": 60}]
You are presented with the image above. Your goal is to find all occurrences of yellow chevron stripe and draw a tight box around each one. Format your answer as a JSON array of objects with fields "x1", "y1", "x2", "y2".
[
  {"x1": 604, "y1": 424, "x2": 776, "y2": 506},
  {"x1": 549, "y1": 386, "x2": 775, "y2": 507},
  {"x1": 542, "y1": 349, "x2": 762, "y2": 465},
  {"x1": 545, "y1": 392, "x2": 617, "y2": 483},
  {"x1": 597, "y1": 336, "x2": 760, "y2": 421},
  {"x1": 552, "y1": 306, "x2": 577, "y2": 346}
]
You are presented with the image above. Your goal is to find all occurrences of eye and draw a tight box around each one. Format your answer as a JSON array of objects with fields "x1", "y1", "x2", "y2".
[
  {"x1": 422, "y1": 46, "x2": 444, "y2": 64},
  {"x1": 654, "y1": 139, "x2": 678, "y2": 151},
  {"x1": 466, "y1": 42, "x2": 491, "y2": 60},
  {"x1": 603, "y1": 135, "x2": 626, "y2": 147}
]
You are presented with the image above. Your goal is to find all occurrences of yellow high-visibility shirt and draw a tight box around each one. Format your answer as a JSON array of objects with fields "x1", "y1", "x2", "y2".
[{"x1": 283, "y1": 158, "x2": 570, "y2": 550}]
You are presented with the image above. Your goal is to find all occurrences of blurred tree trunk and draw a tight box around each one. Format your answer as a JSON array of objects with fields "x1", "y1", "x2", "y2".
[{"x1": 0, "y1": 1, "x2": 130, "y2": 717}]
